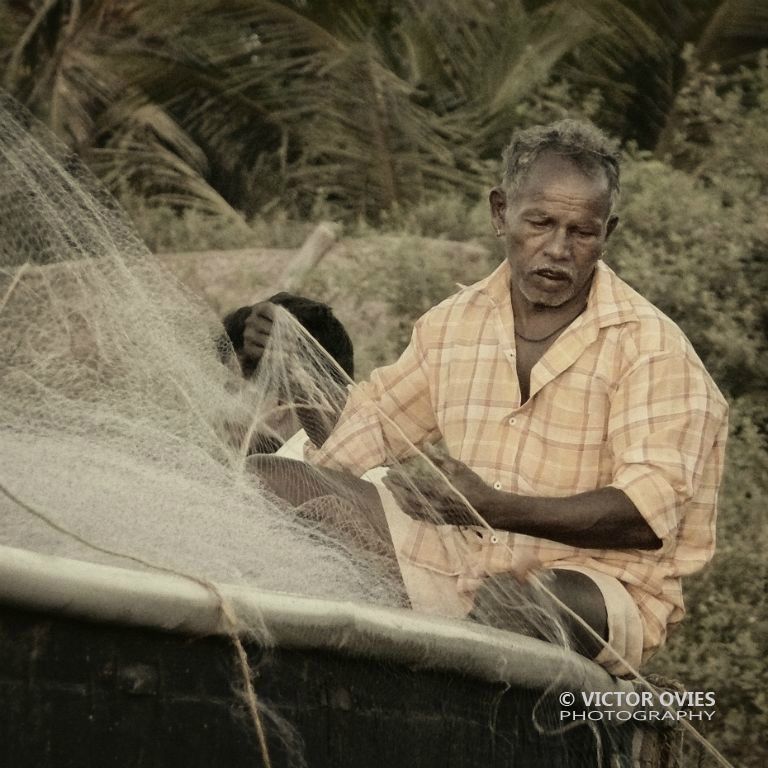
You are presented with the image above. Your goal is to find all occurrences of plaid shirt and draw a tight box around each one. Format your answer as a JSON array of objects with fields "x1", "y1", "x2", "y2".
[{"x1": 308, "y1": 260, "x2": 728, "y2": 660}]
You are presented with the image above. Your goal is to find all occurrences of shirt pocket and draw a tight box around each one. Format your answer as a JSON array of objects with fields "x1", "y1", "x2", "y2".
[
  {"x1": 542, "y1": 371, "x2": 610, "y2": 448},
  {"x1": 520, "y1": 373, "x2": 612, "y2": 493}
]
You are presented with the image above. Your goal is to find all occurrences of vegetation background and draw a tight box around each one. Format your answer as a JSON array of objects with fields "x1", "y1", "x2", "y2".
[{"x1": 2, "y1": 1, "x2": 766, "y2": 764}]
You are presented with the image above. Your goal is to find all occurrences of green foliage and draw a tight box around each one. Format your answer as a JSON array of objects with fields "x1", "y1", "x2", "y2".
[
  {"x1": 607, "y1": 153, "x2": 767, "y2": 398},
  {"x1": 1, "y1": 0, "x2": 720, "y2": 221},
  {"x1": 376, "y1": 193, "x2": 493, "y2": 242},
  {"x1": 0, "y1": 1, "x2": 248, "y2": 216},
  {"x1": 609, "y1": 54, "x2": 768, "y2": 403}
]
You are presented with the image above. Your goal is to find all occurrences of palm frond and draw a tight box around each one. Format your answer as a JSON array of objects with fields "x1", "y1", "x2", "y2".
[
  {"x1": 92, "y1": 96, "x2": 247, "y2": 222},
  {"x1": 6, "y1": 0, "x2": 764, "y2": 221},
  {"x1": 695, "y1": 0, "x2": 768, "y2": 66}
]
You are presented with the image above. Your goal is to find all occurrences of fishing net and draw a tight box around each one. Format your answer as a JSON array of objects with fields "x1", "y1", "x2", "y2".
[{"x1": 0, "y1": 93, "x2": 727, "y2": 767}]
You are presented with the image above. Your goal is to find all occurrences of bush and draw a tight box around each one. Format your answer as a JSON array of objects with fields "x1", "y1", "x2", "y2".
[
  {"x1": 120, "y1": 194, "x2": 312, "y2": 253},
  {"x1": 607, "y1": 152, "x2": 767, "y2": 398}
]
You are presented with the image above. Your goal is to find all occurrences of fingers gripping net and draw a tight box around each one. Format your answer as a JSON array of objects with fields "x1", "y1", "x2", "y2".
[{"x1": 0, "y1": 94, "x2": 728, "y2": 767}]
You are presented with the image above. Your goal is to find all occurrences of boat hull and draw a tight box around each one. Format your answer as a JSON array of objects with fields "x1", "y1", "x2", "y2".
[{"x1": 0, "y1": 603, "x2": 630, "y2": 767}]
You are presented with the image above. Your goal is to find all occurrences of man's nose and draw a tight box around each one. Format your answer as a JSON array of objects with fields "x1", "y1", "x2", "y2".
[{"x1": 543, "y1": 228, "x2": 571, "y2": 260}]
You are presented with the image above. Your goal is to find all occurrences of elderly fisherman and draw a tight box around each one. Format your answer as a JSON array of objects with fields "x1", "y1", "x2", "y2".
[{"x1": 299, "y1": 119, "x2": 728, "y2": 677}]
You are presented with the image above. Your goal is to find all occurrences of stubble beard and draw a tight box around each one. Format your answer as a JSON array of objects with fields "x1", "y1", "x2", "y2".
[
  {"x1": 514, "y1": 263, "x2": 597, "y2": 311},
  {"x1": 521, "y1": 280, "x2": 577, "y2": 309}
]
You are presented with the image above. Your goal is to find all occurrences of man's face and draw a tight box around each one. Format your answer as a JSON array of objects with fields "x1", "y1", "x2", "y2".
[{"x1": 490, "y1": 152, "x2": 617, "y2": 308}]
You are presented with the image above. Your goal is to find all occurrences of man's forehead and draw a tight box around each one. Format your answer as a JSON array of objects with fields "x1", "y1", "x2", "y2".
[{"x1": 514, "y1": 150, "x2": 611, "y2": 204}]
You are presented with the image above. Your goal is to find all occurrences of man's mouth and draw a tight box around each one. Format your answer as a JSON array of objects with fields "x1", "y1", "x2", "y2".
[{"x1": 531, "y1": 267, "x2": 572, "y2": 284}]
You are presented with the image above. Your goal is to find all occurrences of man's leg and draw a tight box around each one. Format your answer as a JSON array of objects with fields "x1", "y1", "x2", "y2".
[
  {"x1": 470, "y1": 568, "x2": 608, "y2": 660},
  {"x1": 247, "y1": 458, "x2": 620, "y2": 664},
  {"x1": 546, "y1": 569, "x2": 609, "y2": 658}
]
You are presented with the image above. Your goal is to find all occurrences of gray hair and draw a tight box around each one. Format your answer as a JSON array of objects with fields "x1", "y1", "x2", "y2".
[{"x1": 501, "y1": 119, "x2": 621, "y2": 212}]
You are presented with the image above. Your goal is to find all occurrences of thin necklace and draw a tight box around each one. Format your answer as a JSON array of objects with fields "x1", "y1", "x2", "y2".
[{"x1": 514, "y1": 310, "x2": 584, "y2": 343}]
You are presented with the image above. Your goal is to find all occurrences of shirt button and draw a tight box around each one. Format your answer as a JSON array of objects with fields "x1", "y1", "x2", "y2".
[
  {"x1": 490, "y1": 535, "x2": 499, "y2": 544},
  {"x1": 508, "y1": 417, "x2": 516, "y2": 426},
  {"x1": 493, "y1": 481, "x2": 502, "y2": 490}
]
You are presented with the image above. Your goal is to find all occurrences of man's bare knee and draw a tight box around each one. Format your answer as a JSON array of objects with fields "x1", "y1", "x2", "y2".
[
  {"x1": 549, "y1": 569, "x2": 608, "y2": 658},
  {"x1": 468, "y1": 569, "x2": 608, "y2": 660}
]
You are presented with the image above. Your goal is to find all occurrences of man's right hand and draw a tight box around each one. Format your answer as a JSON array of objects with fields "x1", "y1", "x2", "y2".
[
  {"x1": 382, "y1": 471, "x2": 480, "y2": 527},
  {"x1": 240, "y1": 301, "x2": 276, "y2": 377}
]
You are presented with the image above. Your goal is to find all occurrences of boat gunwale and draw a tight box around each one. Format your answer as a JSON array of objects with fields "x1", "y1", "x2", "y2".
[{"x1": 0, "y1": 543, "x2": 632, "y2": 698}]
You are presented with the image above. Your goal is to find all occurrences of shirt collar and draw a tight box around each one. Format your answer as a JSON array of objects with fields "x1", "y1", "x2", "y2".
[
  {"x1": 474, "y1": 259, "x2": 639, "y2": 401},
  {"x1": 588, "y1": 261, "x2": 638, "y2": 330},
  {"x1": 475, "y1": 258, "x2": 637, "y2": 331}
]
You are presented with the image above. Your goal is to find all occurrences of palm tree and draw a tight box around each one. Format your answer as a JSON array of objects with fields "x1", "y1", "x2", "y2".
[
  {"x1": 651, "y1": 0, "x2": 768, "y2": 156},
  {"x1": 5, "y1": 1, "x2": 764, "y2": 220},
  {"x1": 582, "y1": 0, "x2": 768, "y2": 148},
  {"x1": 197, "y1": 0, "x2": 663, "y2": 217},
  {"x1": 0, "y1": 0, "x2": 253, "y2": 218}
]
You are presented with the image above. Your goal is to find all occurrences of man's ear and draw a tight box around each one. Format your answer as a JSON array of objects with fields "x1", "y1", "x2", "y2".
[
  {"x1": 489, "y1": 186, "x2": 507, "y2": 234},
  {"x1": 605, "y1": 214, "x2": 619, "y2": 240}
]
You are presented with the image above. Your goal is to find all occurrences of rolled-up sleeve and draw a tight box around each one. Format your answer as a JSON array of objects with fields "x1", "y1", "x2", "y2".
[
  {"x1": 306, "y1": 317, "x2": 441, "y2": 475},
  {"x1": 608, "y1": 351, "x2": 728, "y2": 542}
]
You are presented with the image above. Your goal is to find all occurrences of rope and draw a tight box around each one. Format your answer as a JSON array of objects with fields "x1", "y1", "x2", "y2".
[{"x1": 0, "y1": 261, "x2": 29, "y2": 315}]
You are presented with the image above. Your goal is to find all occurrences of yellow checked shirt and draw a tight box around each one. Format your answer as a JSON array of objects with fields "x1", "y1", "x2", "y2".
[{"x1": 308, "y1": 259, "x2": 729, "y2": 661}]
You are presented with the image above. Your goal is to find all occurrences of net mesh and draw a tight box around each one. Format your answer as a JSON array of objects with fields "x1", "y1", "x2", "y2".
[
  {"x1": 0, "y1": 92, "x2": 726, "y2": 767},
  {"x1": 0, "y1": 93, "x2": 402, "y2": 608}
]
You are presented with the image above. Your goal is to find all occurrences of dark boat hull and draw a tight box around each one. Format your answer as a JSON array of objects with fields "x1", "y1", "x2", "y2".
[{"x1": 1, "y1": 603, "x2": 632, "y2": 768}]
